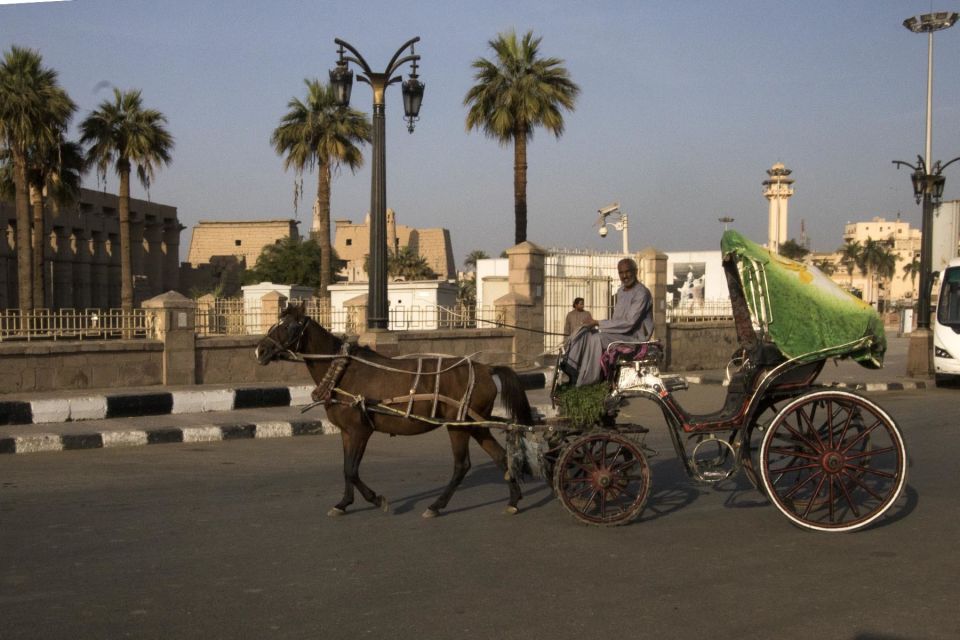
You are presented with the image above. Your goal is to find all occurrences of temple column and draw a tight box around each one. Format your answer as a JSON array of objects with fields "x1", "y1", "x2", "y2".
[
  {"x1": 107, "y1": 232, "x2": 121, "y2": 308},
  {"x1": 73, "y1": 228, "x2": 92, "y2": 309},
  {"x1": 0, "y1": 222, "x2": 12, "y2": 309},
  {"x1": 162, "y1": 221, "x2": 181, "y2": 293},
  {"x1": 52, "y1": 226, "x2": 74, "y2": 309},
  {"x1": 144, "y1": 220, "x2": 164, "y2": 297},
  {"x1": 90, "y1": 231, "x2": 109, "y2": 309}
]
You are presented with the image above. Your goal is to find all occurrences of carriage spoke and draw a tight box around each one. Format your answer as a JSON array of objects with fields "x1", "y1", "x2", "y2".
[
  {"x1": 801, "y1": 474, "x2": 828, "y2": 519},
  {"x1": 769, "y1": 447, "x2": 819, "y2": 461}
]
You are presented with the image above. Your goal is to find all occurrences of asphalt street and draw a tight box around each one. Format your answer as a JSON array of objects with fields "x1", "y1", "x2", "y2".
[{"x1": 1, "y1": 385, "x2": 958, "y2": 640}]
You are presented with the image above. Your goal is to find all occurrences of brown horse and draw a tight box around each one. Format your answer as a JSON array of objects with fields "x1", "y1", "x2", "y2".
[{"x1": 255, "y1": 304, "x2": 534, "y2": 518}]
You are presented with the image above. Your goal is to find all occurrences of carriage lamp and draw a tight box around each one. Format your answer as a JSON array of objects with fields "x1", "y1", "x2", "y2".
[{"x1": 330, "y1": 37, "x2": 423, "y2": 330}]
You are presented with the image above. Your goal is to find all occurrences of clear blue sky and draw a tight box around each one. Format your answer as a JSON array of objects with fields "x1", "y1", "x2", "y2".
[{"x1": 4, "y1": 0, "x2": 960, "y2": 265}]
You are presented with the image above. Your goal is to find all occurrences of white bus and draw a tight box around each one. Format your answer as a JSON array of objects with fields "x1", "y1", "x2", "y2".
[{"x1": 934, "y1": 257, "x2": 960, "y2": 384}]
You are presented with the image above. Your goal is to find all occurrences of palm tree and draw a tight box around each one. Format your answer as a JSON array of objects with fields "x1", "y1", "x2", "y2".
[
  {"x1": 80, "y1": 88, "x2": 173, "y2": 312},
  {"x1": 0, "y1": 45, "x2": 76, "y2": 313},
  {"x1": 839, "y1": 240, "x2": 862, "y2": 287},
  {"x1": 271, "y1": 79, "x2": 371, "y2": 301},
  {"x1": 858, "y1": 238, "x2": 898, "y2": 306},
  {"x1": 463, "y1": 249, "x2": 490, "y2": 272},
  {"x1": 779, "y1": 238, "x2": 809, "y2": 261},
  {"x1": 464, "y1": 30, "x2": 580, "y2": 245},
  {"x1": 902, "y1": 254, "x2": 921, "y2": 292}
]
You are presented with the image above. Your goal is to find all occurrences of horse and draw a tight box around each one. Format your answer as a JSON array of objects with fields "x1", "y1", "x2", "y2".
[{"x1": 255, "y1": 304, "x2": 534, "y2": 518}]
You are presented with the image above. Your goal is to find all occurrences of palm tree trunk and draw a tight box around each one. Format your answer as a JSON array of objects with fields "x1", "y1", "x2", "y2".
[
  {"x1": 316, "y1": 160, "x2": 332, "y2": 301},
  {"x1": 513, "y1": 125, "x2": 528, "y2": 245},
  {"x1": 30, "y1": 185, "x2": 45, "y2": 309},
  {"x1": 118, "y1": 169, "x2": 134, "y2": 313},
  {"x1": 13, "y1": 152, "x2": 33, "y2": 314}
]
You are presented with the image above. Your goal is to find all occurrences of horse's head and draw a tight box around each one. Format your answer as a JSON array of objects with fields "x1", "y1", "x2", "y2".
[{"x1": 255, "y1": 303, "x2": 310, "y2": 365}]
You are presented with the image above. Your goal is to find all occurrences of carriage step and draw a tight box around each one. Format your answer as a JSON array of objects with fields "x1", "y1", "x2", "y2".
[{"x1": 661, "y1": 375, "x2": 688, "y2": 392}]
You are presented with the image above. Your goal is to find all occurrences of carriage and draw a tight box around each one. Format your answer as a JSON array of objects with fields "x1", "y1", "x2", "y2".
[
  {"x1": 542, "y1": 230, "x2": 907, "y2": 531},
  {"x1": 256, "y1": 230, "x2": 906, "y2": 532}
]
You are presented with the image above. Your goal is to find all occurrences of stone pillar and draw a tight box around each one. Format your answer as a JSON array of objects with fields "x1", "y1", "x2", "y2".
[
  {"x1": 259, "y1": 290, "x2": 287, "y2": 335},
  {"x1": 90, "y1": 231, "x2": 109, "y2": 309},
  {"x1": 0, "y1": 222, "x2": 11, "y2": 309},
  {"x1": 73, "y1": 229, "x2": 92, "y2": 309},
  {"x1": 52, "y1": 226, "x2": 74, "y2": 309},
  {"x1": 637, "y1": 247, "x2": 668, "y2": 342},
  {"x1": 144, "y1": 221, "x2": 164, "y2": 297},
  {"x1": 107, "y1": 233, "x2": 121, "y2": 308},
  {"x1": 494, "y1": 241, "x2": 546, "y2": 367},
  {"x1": 130, "y1": 214, "x2": 145, "y2": 280},
  {"x1": 162, "y1": 221, "x2": 181, "y2": 293},
  {"x1": 143, "y1": 291, "x2": 196, "y2": 385}
]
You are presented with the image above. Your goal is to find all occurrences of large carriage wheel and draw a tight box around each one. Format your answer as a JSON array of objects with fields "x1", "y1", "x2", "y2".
[
  {"x1": 553, "y1": 432, "x2": 651, "y2": 526},
  {"x1": 760, "y1": 390, "x2": 907, "y2": 533}
]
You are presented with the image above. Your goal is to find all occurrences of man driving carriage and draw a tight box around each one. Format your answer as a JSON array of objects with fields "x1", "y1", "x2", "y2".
[{"x1": 563, "y1": 257, "x2": 654, "y2": 386}]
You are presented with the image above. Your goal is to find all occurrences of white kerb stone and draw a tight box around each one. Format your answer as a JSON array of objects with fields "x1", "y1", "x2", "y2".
[
  {"x1": 181, "y1": 425, "x2": 224, "y2": 443},
  {"x1": 255, "y1": 422, "x2": 294, "y2": 438},
  {"x1": 30, "y1": 399, "x2": 70, "y2": 424},
  {"x1": 69, "y1": 396, "x2": 108, "y2": 421}
]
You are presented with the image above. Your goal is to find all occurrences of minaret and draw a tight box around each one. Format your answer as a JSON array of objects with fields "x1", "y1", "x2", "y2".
[{"x1": 762, "y1": 162, "x2": 794, "y2": 253}]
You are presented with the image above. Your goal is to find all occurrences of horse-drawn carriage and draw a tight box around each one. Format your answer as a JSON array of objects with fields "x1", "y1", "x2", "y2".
[{"x1": 256, "y1": 231, "x2": 906, "y2": 532}]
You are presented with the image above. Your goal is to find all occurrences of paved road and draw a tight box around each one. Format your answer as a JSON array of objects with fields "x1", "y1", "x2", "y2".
[{"x1": 1, "y1": 386, "x2": 958, "y2": 640}]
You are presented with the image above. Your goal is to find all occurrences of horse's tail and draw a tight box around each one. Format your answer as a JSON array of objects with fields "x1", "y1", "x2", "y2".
[{"x1": 492, "y1": 366, "x2": 534, "y2": 426}]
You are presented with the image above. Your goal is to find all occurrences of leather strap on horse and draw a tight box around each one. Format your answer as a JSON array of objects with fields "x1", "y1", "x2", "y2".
[{"x1": 311, "y1": 342, "x2": 353, "y2": 404}]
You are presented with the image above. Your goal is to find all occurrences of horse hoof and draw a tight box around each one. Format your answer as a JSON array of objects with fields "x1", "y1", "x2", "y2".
[
  {"x1": 422, "y1": 508, "x2": 439, "y2": 519},
  {"x1": 327, "y1": 507, "x2": 346, "y2": 517},
  {"x1": 377, "y1": 496, "x2": 389, "y2": 513},
  {"x1": 504, "y1": 505, "x2": 519, "y2": 516}
]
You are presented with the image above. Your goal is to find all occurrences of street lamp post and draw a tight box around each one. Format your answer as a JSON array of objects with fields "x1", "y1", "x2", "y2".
[
  {"x1": 329, "y1": 37, "x2": 424, "y2": 330},
  {"x1": 718, "y1": 216, "x2": 735, "y2": 231},
  {"x1": 597, "y1": 202, "x2": 629, "y2": 254},
  {"x1": 894, "y1": 11, "x2": 958, "y2": 377}
]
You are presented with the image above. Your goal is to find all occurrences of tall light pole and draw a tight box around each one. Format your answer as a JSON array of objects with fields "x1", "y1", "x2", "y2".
[
  {"x1": 894, "y1": 11, "x2": 958, "y2": 377},
  {"x1": 718, "y1": 216, "x2": 735, "y2": 231},
  {"x1": 329, "y1": 37, "x2": 424, "y2": 330}
]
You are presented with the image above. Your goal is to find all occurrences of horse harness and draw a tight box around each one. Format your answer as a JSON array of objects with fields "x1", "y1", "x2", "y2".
[{"x1": 303, "y1": 347, "x2": 485, "y2": 427}]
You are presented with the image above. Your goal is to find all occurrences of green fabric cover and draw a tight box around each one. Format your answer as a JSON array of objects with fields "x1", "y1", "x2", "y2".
[{"x1": 721, "y1": 230, "x2": 886, "y2": 368}]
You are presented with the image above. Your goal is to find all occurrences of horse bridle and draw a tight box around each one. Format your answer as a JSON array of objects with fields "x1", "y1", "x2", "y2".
[{"x1": 261, "y1": 315, "x2": 310, "y2": 361}]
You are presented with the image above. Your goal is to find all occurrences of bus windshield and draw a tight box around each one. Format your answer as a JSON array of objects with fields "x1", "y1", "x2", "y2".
[{"x1": 938, "y1": 267, "x2": 960, "y2": 328}]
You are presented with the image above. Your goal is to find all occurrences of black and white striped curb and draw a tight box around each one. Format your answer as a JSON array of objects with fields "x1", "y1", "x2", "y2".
[
  {"x1": 0, "y1": 418, "x2": 340, "y2": 455},
  {"x1": 0, "y1": 385, "x2": 316, "y2": 427}
]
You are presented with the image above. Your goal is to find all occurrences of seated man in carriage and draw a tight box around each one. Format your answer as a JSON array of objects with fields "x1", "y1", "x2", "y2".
[{"x1": 563, "y1": 258, "x2": 654, "y2": 387}]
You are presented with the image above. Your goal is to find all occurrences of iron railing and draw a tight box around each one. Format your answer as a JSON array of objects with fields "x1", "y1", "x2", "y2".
[
  {"x1": 666, "y1": 299, "x2": 734, "y2": 322},
  {"x1": 0, "y1": 308, "x2": 149, "y2": 341}
]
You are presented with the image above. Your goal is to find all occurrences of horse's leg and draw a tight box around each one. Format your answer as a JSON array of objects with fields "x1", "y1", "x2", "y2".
[
  {"x1": 423, "y1": 428, "x2": 472, "y2": 518},
  {"x1": 330, "y1": 425, "x2": 388, "y2": 516},
  {"x1": 470, "y1": 427, "x2": 522, "y2": 515}
]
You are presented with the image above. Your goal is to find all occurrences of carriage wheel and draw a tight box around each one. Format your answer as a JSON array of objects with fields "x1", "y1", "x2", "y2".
[
  {"x1": 553, "y1": 432, "x2": 651, "y2": 526},
  {"x1": 760, "y1": 390, "x2": 906, "y2": 533}
]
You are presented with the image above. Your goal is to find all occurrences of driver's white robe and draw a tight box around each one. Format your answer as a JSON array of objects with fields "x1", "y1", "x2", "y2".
[{"x1": 565, "y1": 282, "x2": 653, "y2": 386}]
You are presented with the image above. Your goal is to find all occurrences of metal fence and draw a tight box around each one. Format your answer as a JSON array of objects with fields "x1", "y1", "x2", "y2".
[
  {"x1": 0, "y1": 301, "x2": 507, "y2": 342},
  {"x1": 666, "y1": 299, "x2": 733, "y2": 322},
  {"x1": 0, "y1": 308, "x2": 149, "y2": 342}
]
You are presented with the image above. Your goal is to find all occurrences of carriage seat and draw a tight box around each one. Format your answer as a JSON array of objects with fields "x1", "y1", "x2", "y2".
[{"x1": 601, "y1": 340, "x2": 662, "y2": 380}]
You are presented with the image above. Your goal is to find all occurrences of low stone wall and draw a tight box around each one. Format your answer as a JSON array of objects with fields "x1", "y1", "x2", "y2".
[
  {"x1": 0, "y1": 341, "x2": 164, "y2": 393},
  {"x1": 0, "y1": 329, "x2": 519, "y2": 396},
  {"x1": 665, "y1": 321, "x2": 739, "y2": 371},
  {"x1": 196, "y1": 336, "x2": 312, "y2": 385}
]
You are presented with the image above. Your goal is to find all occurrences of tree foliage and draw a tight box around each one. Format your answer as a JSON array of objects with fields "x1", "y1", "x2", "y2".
[
  {"x1": 244, "y1": 236, "x2": 340, "y2": 288},
  {"x1": 464, "y1": 30, "x2": 579, "y2": 244},
  {"x1": 363, "y1": 246, "x2": 437, "y2": 281},
  {"x1": 463, "y1": 249, "x2": 490, "y2": 271},
  {"x1": 779, "y1": 238, "x2": 809, "y2": 261}
]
